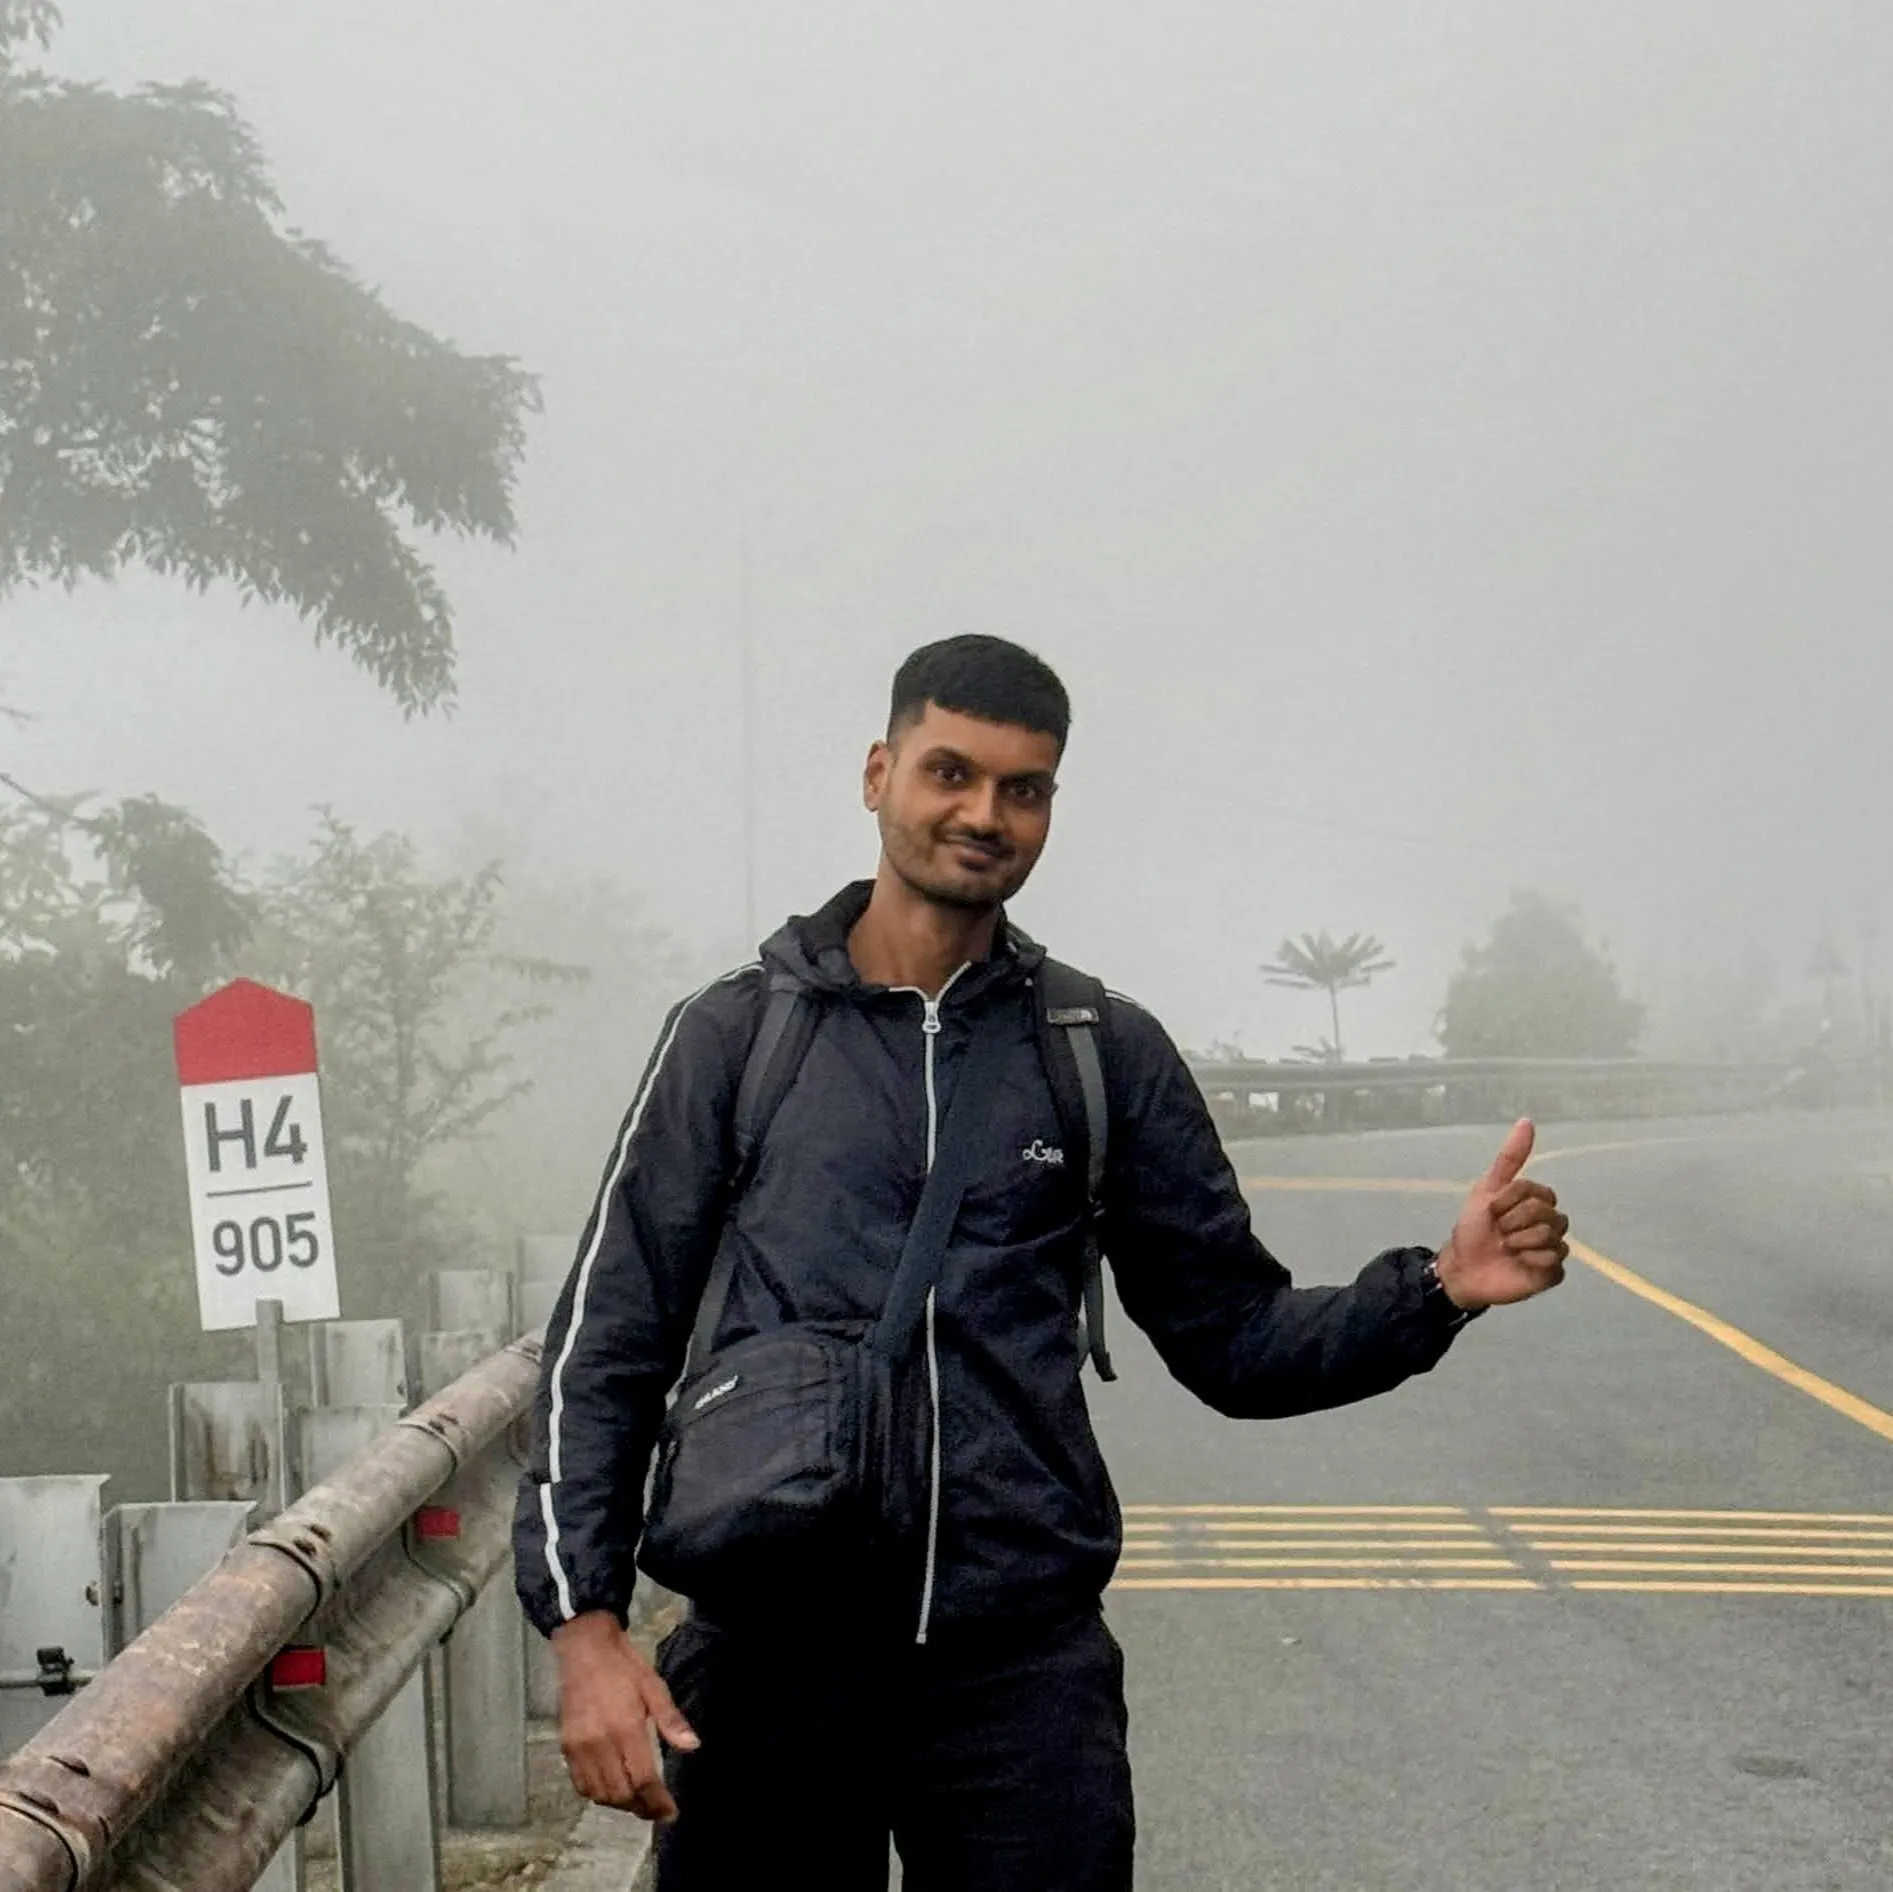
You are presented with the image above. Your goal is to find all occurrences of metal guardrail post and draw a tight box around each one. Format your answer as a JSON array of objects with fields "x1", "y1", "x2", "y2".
[
  {"x1": 168, "y1": 1370, "x2": 302, "y2": 1889},
  {"x1": 0, "y1": 1478, "x2": 108, "y2": 1760},
  {"x1": 429, "y1": 1271, "x2": 518, "y2": 1340},
  {"x1": 0, "y1": 1338, "x2": 539, "y2": 1892},
  {"x1": 421, "y1": 1326, "x2": 528, "y2": 1830},
  {"x1": 168, "y1": 1382, "x2": 295, "y2": 1517},
  {"x1": 100, "y1": 1504, "x2": 255, "y2": 1660},
  {"x1": 300, "y1": 1402, "x2": 439, "y2": 1892},
  {"x1": 308, "y1": 1321, "x2": 411, "y2": 1411}
]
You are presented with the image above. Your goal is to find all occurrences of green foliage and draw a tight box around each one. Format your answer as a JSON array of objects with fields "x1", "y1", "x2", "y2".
[
  {"x1": 249, "y1": 813, "x2": 586, "y2": 1287},
  {"x1": 1262, "y1": 930, "x2": 1395, "y2": 1062},
  {"x1": 0, "y1": 780, "x2": 252, "y2": 1206},
  {"x1": 1437, "y1": 891, "x2": 1644, "y2": 1059},
  {"x1": 0, "y1": 8, "x2": 538, "y2": 712},
  {"x1": 0, "y1": 781, "x2": 252, "y2": 1492}
]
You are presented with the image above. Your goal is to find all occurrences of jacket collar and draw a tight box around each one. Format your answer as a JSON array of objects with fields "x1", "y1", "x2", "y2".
[{"x1": 761, "y1": 879, "x2": 1045, "y2": 1002}]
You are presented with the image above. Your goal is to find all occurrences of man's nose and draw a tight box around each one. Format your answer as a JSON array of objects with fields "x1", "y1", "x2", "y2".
[{"x1": 961, "y1": 781, "x2": 1003, "y2": 833}]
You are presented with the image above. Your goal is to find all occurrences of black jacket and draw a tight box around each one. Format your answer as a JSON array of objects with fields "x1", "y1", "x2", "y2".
[{"x1": 514, "y1": 882, "x2": 1464, "y2": 1641}]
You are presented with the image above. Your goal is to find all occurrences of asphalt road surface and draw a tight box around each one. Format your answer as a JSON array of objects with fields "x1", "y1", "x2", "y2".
[{"x1": 1089, "y1": 1109, "x2": 1893, "y2": 1892}]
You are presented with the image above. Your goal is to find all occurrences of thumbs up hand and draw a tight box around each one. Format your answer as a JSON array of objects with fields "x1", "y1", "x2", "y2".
[{"x1": 1434, "y1": 1119, "x2": 1569, "y2": 1313}]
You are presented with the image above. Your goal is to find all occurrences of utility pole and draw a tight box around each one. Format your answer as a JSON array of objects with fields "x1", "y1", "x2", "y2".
[{"x1": 739, "y1": 538, "x2": 759, "y2": 951}]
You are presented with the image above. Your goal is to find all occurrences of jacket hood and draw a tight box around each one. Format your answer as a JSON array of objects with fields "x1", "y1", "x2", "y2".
[{"x1": 760, "y1": 879, "x2": 1047, "y2": 999}]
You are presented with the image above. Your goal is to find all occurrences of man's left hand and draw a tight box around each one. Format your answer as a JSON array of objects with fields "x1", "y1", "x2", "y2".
[{"x1": 1435, "y1": 1119, "x2": 1569, "y2": 1312}]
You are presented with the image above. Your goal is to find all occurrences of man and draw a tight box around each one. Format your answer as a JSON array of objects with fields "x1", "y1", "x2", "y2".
[{"x1": 514, "y1": 634, "x2": 1569, "y2": 1890}]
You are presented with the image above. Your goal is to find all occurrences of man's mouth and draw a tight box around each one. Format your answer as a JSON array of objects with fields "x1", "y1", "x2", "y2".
[{"x1": 943, "y1": 835, "x2": 1007, "y2": 867}]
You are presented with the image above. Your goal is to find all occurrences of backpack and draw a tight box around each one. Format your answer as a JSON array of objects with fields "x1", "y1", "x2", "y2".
[{"x1": 728, "y1": 960, "x2": 1118, "y2": 1381}]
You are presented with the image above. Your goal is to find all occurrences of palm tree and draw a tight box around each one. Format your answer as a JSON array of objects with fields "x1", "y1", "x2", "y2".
[{"x1": 1262, "y1": 931, "x2": 1395, "y2": 1063}]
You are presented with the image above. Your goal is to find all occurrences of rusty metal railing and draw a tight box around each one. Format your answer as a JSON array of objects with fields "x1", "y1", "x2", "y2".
[{"x1": 0, "y1": 1336, "x2": 541, "y2": 1892}]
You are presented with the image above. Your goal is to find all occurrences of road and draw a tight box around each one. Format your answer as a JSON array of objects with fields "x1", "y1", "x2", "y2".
[{"x1": 1089, "y1": 1110, "x2": 1893, "y2": 1892}]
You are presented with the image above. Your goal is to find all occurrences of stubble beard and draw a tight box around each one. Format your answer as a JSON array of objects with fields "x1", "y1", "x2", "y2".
[{"x1": 886, "y1": 824, "x2": 1028, "y2": 914}]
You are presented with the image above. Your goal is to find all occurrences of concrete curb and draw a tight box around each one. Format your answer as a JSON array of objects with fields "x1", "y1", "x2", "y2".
[{"x1": 538, "y1": 1803, "x2": 654, "y2": 1892}]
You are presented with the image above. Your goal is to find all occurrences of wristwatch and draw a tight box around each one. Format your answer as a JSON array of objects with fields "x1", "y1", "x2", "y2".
[{"x1": 1419, "y1": 1253, "x2": 1483, "y2": 1333}]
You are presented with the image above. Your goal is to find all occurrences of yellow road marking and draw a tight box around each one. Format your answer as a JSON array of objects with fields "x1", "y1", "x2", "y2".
[
  {"x1": 1529, "y1": 1543, "x2": 1893, "y2": 1559},
  {"x1": 1124, "y1": 1522, "x2": 1485, "y2": 1537},
  {"x1": 1118, "y1": 1556, "x2": 1512, "y2": 1571},
  {"x1": 1568, "y1": 1581, "x2": 1893, "y2": 1597},
  {"x1": 1162, "y1": 1538, "x2": 1495, "y2": 1552},
  {"x1": 1547, "y1": 1559, "x2": 1893, "y2": 1577},
  {"x1": 1123, "y1": 1503, "x2": 1468, "y2": 1516},
  {"x1": 1504, "y1": 1522, "x2": 1893, "y2": 1540},
  {"x1": 1494, "y1": 1506, "x2": 1893, "y2": 1523},
  {"x1": 1233, "y1": 1171, "x2": 1893, "y2": 1455},
  {"x1": 1111, "y1": 1577, "x2": 1542, "y2": 1592},
  {"x1": 1564, "y1": 1240, "x2": 1893, "y2": 1448}
]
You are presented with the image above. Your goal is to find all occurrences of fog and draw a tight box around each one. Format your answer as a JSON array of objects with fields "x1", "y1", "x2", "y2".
[{"x1": 10, "y1": 0, "x2": 1893, "y2": 1061}]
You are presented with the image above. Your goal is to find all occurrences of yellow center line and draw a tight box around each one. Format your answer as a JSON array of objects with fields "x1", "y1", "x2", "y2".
[
  {"x1": 1568, "y1": 1580, "x2": 1893, "y2": 1597},
  {"x1": 1158, "y1": 1538, "x2": 1497, "y2": 1552},
  {"x1": 1117, "y1": 1556, "x2": 1512, "y2": 1571},
  {"x1": 1548, "y1": 1558, "x2": 1893, "y2": 1577},
  {"x1": 1124, "y1": 1522, "x2": 1485, "y2": 1537},
  {"x1": 1233, "y1": 1164, "x2": 1893, "y2": 1456},
  {"x1": 1123, "y1": 1504, "x2": 1469, "y2": 1516},
  {"x1": 1526, "y1": 1541, "x2": 1893, "y2": 1558},
  {"x1": 1501, "y1": 1521, "x2": 1893, "y2": 1540},
  {"x1": 1566, "y1": 1239, "x2": 1893, "y2": 1448},
  {"x1": 1494, "y1": 1506, "x2": 1893, "y2": 1523},
  {"x1": 1111, "y1": 1577, "x2": 1542, "y2": 1592}
]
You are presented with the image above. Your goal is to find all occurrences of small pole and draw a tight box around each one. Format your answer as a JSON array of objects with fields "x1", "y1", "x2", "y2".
[
  {"x1": 255, "y1": 1299, "x2": 284, "y2": 1388},
  {"x1": 254, "y1": 1299, "x2": 287, "y2": 1519}
]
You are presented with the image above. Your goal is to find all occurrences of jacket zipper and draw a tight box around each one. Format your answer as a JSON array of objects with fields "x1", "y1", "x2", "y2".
[{"x1": 910, "y1": 964, "x2": 967, "y2": 1646}]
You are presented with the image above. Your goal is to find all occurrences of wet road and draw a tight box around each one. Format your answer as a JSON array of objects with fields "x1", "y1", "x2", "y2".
[{"x1": 1090, "y1": 1111, "x2": 1893, "y2": 1892}]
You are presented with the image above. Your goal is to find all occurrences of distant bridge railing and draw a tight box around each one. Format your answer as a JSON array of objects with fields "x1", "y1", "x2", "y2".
[{"x1": 1183, "y1": 1055, "x2": 1867, "y2": 1135}]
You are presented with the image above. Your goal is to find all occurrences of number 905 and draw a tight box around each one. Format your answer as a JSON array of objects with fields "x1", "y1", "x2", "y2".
[{"x1": 212, "y1": 1212, "x2": 321, "y2": 1275}]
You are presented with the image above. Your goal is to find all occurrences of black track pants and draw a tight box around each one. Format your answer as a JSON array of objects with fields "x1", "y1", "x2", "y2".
[{"x1": 651, "y1": 1605, "x2": 1134, "y2": 1891}]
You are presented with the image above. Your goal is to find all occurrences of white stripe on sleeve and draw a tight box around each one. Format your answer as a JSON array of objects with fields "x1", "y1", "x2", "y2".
[{"x1": 539, "y1": 963, "x2": 757, "y2": 1617}]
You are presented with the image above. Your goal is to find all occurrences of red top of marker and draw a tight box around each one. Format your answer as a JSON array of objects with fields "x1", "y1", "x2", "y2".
[{"x1": 174, "y1": 979, "x2": 318, "y2": 1086}]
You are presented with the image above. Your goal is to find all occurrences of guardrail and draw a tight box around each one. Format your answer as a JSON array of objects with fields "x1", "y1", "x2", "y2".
[
  {"x1": 0, "y1": 1336, "x2": 540, "y2": 1892},
  {"x1": 1182, "y1": 1054, "x2": 1872, "y2": 1134}
]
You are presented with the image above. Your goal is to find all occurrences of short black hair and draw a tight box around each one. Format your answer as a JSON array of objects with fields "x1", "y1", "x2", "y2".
[{"x1": 888, "y1": 635, "x2": 1071, "y2": 748}]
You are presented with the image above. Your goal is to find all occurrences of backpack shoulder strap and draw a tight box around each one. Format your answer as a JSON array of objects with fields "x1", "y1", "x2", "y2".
[
  {"x1": 1033, "y1": 958, "x2": 1117, "y2": 1382},
  {"x1": 732, "y1": 971, "x2": 817, "y2": 1193},
  {"x1": 684, "y1": 970, "x2": 820, "y2": 1377}
]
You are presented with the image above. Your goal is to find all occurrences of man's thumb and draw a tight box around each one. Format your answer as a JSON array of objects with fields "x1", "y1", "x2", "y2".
[
  {"x1": 646, "y1": 1679, "x2": 700, "y2": 1751},
  {"x1": 1481, "y1": 1118, "x2": 1535, "y2": 1190}
]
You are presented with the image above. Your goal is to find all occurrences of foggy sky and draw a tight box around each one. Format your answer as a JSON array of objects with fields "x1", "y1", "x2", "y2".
[{"x1": 8, "y1": 0, "x2": 1893, "y2": 1062}]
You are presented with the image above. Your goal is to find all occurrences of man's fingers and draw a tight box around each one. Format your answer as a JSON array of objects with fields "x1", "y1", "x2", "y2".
[
  {"x1": 1479, "y1": 1119, "x2": 1535, "y2": 1192},
  {"x1": 630, "y1": 1774, "x2": 680, "y2": 1824},
  {"x1": 566, "y1": 1736, "x2": 638, "y2": 1811},
  {"x1": 624, "y1": 1726, "x2": 679, "y2": 1824},
  {"x1": 643, "y1": 1673, "x2": 700, "y2": 1752},
  {"x1": 1513, "y1": 1247, "x2": 1568, "y2": 1281},
  {"x1": 1490, "y1": 1179, "x2": 1557, "y2": 1221},
  {"x1": 1498, "y1": 1203, "x2": 1569, "y2": 1241}
]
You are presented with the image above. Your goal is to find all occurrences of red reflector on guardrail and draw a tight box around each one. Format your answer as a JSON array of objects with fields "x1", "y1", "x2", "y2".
[
  {"x1": 414, "y1": 1506, "x2": 461, "y2": 1539},
  {"x1": 270, "y1": 1647, "x2": 326, "y2": 1690}
]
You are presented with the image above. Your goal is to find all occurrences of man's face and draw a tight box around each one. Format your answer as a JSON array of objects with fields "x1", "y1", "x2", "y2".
[{"x1": 864, "y1": 703, "x2": 1061, "y2": 912}]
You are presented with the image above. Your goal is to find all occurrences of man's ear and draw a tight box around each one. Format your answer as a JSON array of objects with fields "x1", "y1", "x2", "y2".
[{"x1": 863, "y1": 738, "x2": 892, "y2": 812}]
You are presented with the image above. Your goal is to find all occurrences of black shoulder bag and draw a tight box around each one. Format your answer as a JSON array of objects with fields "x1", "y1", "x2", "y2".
[{"x1": 637, "y1": 1010, "x2": 1011, "y2": 1616}]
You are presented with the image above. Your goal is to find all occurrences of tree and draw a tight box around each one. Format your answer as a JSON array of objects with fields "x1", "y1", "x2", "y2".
[
  {"x1": 0, "y1": 3, "x2": 538, "y2": 715},
  {"x1": 1262, "y1": 931, "x2": 1395, "y2": 1062},
  {"x1": 1437, "y1": 891, "x2": 1644, "y2": 1059},
  {"x1": 0, "y1": 778, "x2": 256, "y2": 1494},
  {"x1": 250, "y1": 814, "x2": 585, "y2": 1288}
]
